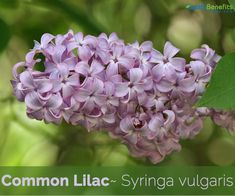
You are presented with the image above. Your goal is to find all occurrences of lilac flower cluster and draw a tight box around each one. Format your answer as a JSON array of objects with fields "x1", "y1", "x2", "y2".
[{"x1": 11, "y1": 30, "x2": 234, "y2": 163}]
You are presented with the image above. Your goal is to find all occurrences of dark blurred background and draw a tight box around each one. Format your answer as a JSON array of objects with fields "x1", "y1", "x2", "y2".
[{"x1": 0, "y1": 0, "x2": 235, "y2": 167}]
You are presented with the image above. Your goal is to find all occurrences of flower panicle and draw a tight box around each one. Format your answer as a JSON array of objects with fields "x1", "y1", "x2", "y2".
[{"x1": 11, "y1": 30, "x2": 234, "y2": 163}]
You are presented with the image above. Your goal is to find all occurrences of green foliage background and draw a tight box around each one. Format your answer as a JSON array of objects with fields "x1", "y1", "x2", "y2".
[{"x1": 0, "y1": 0, "x2": 235, "y2": 167}]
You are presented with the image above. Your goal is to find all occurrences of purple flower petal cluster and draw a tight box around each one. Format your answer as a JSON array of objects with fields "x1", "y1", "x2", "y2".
[{"x1": 11, "y1": 30, "x2": 234, "y2": 163}]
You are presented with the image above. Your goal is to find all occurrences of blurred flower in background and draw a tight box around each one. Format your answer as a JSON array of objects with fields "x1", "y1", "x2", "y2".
[{"x1": 0, "y1": 0, "x2": 235, "y2": 166}]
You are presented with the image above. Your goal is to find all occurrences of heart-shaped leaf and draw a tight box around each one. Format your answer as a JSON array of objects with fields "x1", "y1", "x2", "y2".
[{"x1": 197, "y1": 53, "x2": 235, "y2": 109}]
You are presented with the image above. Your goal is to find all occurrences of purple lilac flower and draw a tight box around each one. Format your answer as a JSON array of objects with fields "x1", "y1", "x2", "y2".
[{"x1": 11, "y1": 30, "x2": 234, "y2": 164}]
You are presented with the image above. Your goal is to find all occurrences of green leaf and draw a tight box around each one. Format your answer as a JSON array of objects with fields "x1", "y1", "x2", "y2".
[
  {"x1": 229, "y1": 0, "x2": 235, "y2": 10},
  {"x1": 0, "y1": 18, "x2": 11, "y2": 52},
  {"x1": 197, "y1": 53, "x2": 235, "y2": 109}
]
